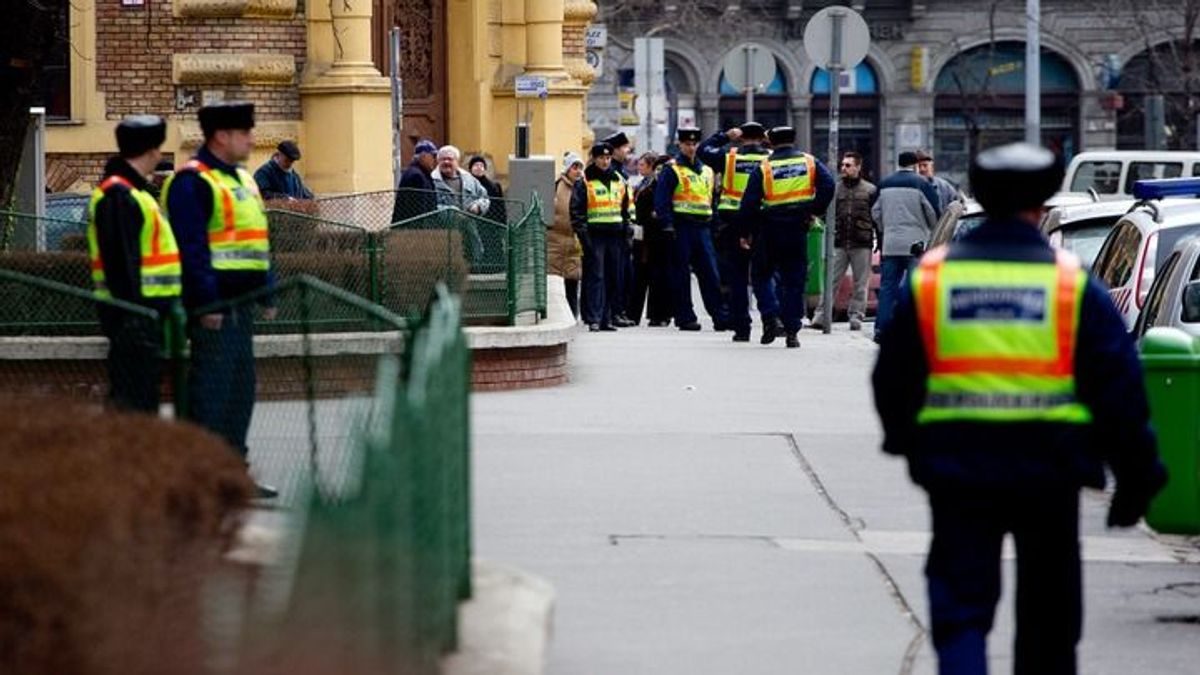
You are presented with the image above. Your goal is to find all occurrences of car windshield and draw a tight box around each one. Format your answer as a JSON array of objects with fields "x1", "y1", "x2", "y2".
[
  {"x1": 1070, "y1": 161, "x2": 1122, "y2": 194},
  {"x1": 1056, "y1": 218, "x2": 1121, "y2": 269},
  {"x1": 1158, "y1": 224, "x2": 1200, "y2": 265}
]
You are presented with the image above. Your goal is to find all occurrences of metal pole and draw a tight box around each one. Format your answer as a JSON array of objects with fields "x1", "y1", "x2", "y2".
[
  {"x1": 822, "y1": 15, "x2": 843, "y2": 336},
  {"x1": 389, "y1": 28, "x2": 404, "y2": 189},
  {"x1": 745, "y1": 45, "x2": 755, "y2": 123},
  {"x1": 1025, "y1": 0, "x2": 1040, "y2": 144}
]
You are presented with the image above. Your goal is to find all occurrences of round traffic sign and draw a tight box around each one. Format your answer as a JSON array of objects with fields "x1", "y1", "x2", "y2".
[
  {"x1": 722, "y1": 44, "x2": 777, "y2": 93},
  {"x1": 803, "y1": 6, "x2": 870, "y2": 70}
]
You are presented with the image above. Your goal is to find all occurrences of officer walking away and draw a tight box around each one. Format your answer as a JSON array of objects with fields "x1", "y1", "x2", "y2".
[
  {"x1": 654, "y1": 127, "x2": 730, "y2": 332},
  {"x1": 872, "y1": 143, "x2": 1166, "y2": 675},
  {"x1": 602, "y1": 131, "x2": 637, "y2": 328},
  {"x1": 163, "y1": 101, "x2": 278, "y2": 499},
  {"x1": 571, "y1": 143, "x2": 632, "y2": 332},
  {"x1": 87, "y1": 115, "x2": 181, "y2": 413},
  {"x1": 700, "y1": 122, "x2": 780, "y2": 343},
  {"x1": 872, "y1": 150, "x2": 940, "y2": 343},
  {"x1": 253, "y1": 140, "x2": 314, "y2": 201},
  {"x1": 812, "y1": 151, "x2": 877, "y2": 331},
  {"x1": 738, "y1": 126, "x2": 835, "y2": 348}
]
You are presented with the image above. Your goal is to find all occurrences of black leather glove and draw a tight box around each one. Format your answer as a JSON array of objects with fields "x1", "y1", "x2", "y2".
[
  {"x1": 910, "y1": 240, "x2": 927, "y2": 257},
  {"x1": 1107, "y1": 465, "x2": 1168, "y2": 528}
]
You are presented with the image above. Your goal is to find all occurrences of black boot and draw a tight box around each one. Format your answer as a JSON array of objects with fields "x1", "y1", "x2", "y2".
[
  {"x1": 785, "y1": 332, "x2": 800, "y2": 349},
  {"x1": 760, "y1": 316, "x2": 783, "y2": 345}
]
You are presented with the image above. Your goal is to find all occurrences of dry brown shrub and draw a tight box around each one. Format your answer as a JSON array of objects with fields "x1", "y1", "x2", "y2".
[{"x1": 0, "y1": 397, "x2": 254, "y2": 674}]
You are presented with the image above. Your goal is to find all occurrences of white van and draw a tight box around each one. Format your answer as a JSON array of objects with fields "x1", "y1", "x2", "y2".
[{"x1": 1061, "y1": 151, "x2": 1200, "y2": 201}]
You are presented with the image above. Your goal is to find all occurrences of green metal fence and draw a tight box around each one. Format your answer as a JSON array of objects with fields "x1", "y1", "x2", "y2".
[{"x1": 0, "y1": 270, "x2": 473, "y2": 672}]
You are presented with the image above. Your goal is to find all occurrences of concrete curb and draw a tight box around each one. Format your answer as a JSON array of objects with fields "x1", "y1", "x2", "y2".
[
  {"x1": 443, "y1": 560, "x2": 556, "y2": 675},
  {"x1": 464, "y1": 275, "x2": 578, "y2": 350}
]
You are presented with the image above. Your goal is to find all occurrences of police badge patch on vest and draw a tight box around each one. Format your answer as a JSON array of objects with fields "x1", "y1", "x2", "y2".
[{"x1": 949, "y1": 288, "x2": 1047, "y2": 322}]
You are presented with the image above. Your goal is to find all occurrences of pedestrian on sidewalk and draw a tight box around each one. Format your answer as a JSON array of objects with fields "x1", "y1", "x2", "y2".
[
  {"x1": 916, "y1": 149, "x2": 960, "y2": 213},
  {"x1": 391, "y1": 139, "x2": 438, "y2": 223},
  {"x1": 551, "y1": 152, "x2": 585, "y2": 318},
  {"x1": 571, "y1": 143, "x2": 631, "y2": 332},
  {"x1": 253, "y1": 140, "x2": 313, "y2": 201},
  {"x1": 468, "y1": 155, "x2": 508, "y2": 224},
  {"x1": 629, "y1": 152, "x2": 674, "y2": 326},
  {"x1": 872, "y1": 150, "x2": 940, "y2": 343},
  {"x1": 87, "y1": 115, "x2": 181, "y2": 413},
  {"x1": 812, "y1": 150, "x2": 877, "y2": 332},
  {"x1": 700, "y1": 122, "x2": 781, "y2": 343},
  {"x1": 655, "y1": 127, "x2": 730, "y2": 332},
  {"x1": 873, "y1": 142, "x2": 1166, "y2": 675},
  {"x1": 738, "y1": 126, "x2": 835, "y2": 348}
]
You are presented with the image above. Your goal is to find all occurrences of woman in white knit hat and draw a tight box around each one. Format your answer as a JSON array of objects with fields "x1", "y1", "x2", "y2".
[{"x1": 550, "y1": 152, "x2": 586, "y2": 317}]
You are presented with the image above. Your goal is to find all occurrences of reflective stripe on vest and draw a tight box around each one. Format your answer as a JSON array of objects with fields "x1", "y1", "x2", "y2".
[
  {"x1": 585, "y1": 176, "x2": 624, "y2": 224},
  {"x1": 87, "y1": 174, "x2": 183, "y2": 300},
  {"x1": 162, "y1": 159, "x2": 270, "y2": 272},
  {"x1": 761, "y1": 155, "x2": 817, "y2": 208},
  {"x1": 912, "y1": 246, "x2": 1092, "y2": 424},
  {"x1": 719, "y1": 148, "x2": 768, "y2": 211},
  {"x1": 672, "y1": 163, "x2": 715, "y2": 218}
]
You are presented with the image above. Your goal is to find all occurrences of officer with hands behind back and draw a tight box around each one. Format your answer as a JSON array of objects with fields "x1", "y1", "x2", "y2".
[
  {"x1": 571, "y1": 142, "x2": 632, "y2": 332},
  {"x1": 88, "y1": 115, "x2": 181, "y2": 413},
  {"x1": 872, "y1": 142, "x2": 1167, "y2": 675}
]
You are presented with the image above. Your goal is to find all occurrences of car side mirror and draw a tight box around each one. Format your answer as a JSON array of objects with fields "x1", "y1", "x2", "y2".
[{"x1": 1183, "y1": 281, "x2": 1200, "y2": 323}]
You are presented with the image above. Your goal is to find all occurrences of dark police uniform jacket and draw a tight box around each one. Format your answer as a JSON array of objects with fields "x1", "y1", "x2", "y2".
[
  {"x1": 872, "y1": 218, "x2": 1163, "y2": 495},
  {"x1": 737, "y1": 147, "x2": 836, "y2": 238}
]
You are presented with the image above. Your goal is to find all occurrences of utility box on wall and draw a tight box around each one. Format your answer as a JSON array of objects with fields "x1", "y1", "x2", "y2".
[{"x1": 507, "y1": 156, "x2": 556, "y2": 226}]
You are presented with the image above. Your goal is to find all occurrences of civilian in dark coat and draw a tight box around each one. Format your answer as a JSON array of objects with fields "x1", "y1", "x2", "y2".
[
  {"x1": 629, "y1": 153, "x2": 674, "y2": 325},
  {"x1": 253, "y1": 140, "x2": 313, "y2": 200},
  {"x1": 468, "y1": 156, "x2": 508, "y2": 224},
  {"x1": 392, "y1": 139, "x2": 439, "y2": 224}
]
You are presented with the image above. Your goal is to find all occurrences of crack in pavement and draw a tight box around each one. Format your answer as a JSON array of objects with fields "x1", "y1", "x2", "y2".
[{"x1": 773, "y1": 431, "x2": 929, "y2": 675}]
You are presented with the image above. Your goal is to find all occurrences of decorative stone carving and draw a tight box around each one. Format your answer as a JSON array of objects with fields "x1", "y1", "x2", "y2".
[
  {"x1": 173, "y1": 54, "x2": 296, "y2": 86},
  {"x1": 565, "y1": 58, "x2": 596, "y2": 87},
  {"x1": 174, "y1": 0, "x2": 297, "y2": 19},
  {"x1": 563, "y1": 0, "x2": 597, "y2": 23},
  {"x1": 178, "y1": 121, "x2": 301, "y2": 150},
  {"x1": 396, "y1": 0, "x2": 437, "y2": 99}
]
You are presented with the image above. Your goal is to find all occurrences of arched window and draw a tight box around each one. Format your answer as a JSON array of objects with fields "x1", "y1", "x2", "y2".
[
  {"x1": 934, "y1": 41, "x2": 1080, "y2": 186},
  {"x1": 810, "y1": 62, "x2": 881, "y2": 181},
  {"x1": 1117, "y1": 42, "x2": 1200, "y2": 150}
]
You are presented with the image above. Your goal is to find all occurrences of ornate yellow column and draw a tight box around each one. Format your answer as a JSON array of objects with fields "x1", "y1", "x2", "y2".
[
  {"x1": 300, "y1": 0, "x2": 392, "y2": 193},
  {"x1": 525, "y1": 0, "x2": 566, "y2": 75},
  {"x1": 563, "y1": 1, "x2": 598, "y2": 153}
]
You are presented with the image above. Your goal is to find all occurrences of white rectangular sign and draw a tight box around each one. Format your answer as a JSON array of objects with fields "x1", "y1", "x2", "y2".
[
  {"x1": 515, "y1": 75, "x2": 549, "y2": 99},
  {"x1": 586, "y1": 25, "x2": 608, "y2": 49}
]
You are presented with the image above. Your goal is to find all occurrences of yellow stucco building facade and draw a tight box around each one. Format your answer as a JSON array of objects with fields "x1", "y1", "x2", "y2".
[{"x1": 46, "y1": 0, "x2": 597, "y2": 194}]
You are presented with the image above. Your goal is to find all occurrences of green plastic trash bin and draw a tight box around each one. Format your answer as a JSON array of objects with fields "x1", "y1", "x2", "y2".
[
  {"x1": 806, "y1": 217, "x2": 825, "y2": 296},
  {"x1": 1141, "y1": 327, "x2": 1200, "y2": 534}
]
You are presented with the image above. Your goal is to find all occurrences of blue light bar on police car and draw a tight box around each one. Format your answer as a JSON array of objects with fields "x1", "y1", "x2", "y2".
[{"x1": 1133, "y1": 178, "x2": 1200, "y2": 200}]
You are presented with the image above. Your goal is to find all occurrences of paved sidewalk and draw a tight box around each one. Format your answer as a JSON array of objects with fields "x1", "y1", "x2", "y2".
[{"x1": 472, "y1": 321, "x2": 1200, "y2": 674}]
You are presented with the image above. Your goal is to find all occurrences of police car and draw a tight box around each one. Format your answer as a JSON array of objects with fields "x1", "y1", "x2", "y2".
[
  {"x1": 1091, "y1": 178, "x2": 1200, "y2": 330},
  {"x1": 1132, "y1": 234, "x2": 1200, "y2": 340}
]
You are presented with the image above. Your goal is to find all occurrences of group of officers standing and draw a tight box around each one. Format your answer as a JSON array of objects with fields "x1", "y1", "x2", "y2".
[
  {"x1": 87, "y1": 102, "x2": 277, "y2": 498},
  {"x1": 569, "y1": 123, "x2": 835, "y2": 348}
]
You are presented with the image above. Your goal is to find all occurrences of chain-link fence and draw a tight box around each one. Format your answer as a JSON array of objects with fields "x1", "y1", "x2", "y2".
[{"x1": 0, "y1": 208, "x2": 89, "y2": 253}]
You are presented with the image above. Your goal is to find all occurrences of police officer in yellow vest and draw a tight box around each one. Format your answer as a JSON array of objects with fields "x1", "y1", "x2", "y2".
[
  {"x1": 653, "y1": 127, "x2": 730, "y2": 331},
  {"x1": 163, "y1": 101, "x2": 278, "y2": 498},
  {"x1": 570, "y1": 142, "x2": 632, "y2": 331},
  {"x1": 698, "y1": 122, "x2": 781, "y2": 343},
  {"x1": 738, "y1": 126, "x2": 835, "y2": 348},
  {"x1": 87, "y1": 115, "x2": 181, "y2": 413},
  {"x1": 873, "y1": 143, "x2": 1166, "y2": 674}
]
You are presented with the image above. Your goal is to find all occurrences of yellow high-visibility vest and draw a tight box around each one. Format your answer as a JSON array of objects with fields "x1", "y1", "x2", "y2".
[
  {"x1": 672, "y1": 162, "x2": 715, "y2": 218},
  {"x1": 87, "y1": 175, "x2": 182, "y2": 300},
  {"x1": 761, "y1": 154, "x2": 817, "y2": 208},
  {"x1": 911, "y1": 246, "x2": 1092, "y2": 424},
  {"x1": 162, "y1": 159, "x2": 270, "y2": 272},
  {"x1": 719, "y1": 147, "x2": 769, "y2": 212}
]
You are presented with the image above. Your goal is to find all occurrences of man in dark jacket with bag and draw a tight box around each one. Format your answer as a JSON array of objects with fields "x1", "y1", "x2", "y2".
[
  {"x1": 813, "y1": 150, "x2": 876, "y2": 331},
  {"x1": 873, "y1": 142, "x2": 1166, "y2": 675}
]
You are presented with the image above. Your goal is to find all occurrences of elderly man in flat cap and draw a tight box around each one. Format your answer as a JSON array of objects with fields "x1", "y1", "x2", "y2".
[
  {"x1": 162, "y1": 100, "x2": 277, "y2": 499},
  {"x1": 87, "y1": 115, "x2": 181, "y2": 413},
  {"x1": 253, "y1": 140, "x2": 313, "y2": 201}
]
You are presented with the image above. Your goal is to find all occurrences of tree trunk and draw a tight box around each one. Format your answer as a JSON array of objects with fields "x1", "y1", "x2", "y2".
[{"x1": 0, "y1": 1, "x2": 67, "y2": 209}]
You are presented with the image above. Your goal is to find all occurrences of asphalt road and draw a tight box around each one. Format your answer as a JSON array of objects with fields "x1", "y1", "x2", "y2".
[{"x1": 471, "y1": 321, "x2": 1200, "y2": 674}]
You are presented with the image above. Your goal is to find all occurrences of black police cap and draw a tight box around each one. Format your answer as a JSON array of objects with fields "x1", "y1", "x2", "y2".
[
  {"x1": 115, "y1": 115, "x2": 167, "y2": 158},
  {"x1": 969, "y1": 143, "x2": 1064, "y2": 217},
  {"x1": 198, "y1": 101, "x2": 256, "y2": 137},
  {"x1": 739, "y1": 122, "x2": 766, "y2": 139},
  {"x1": 767, "y1": 126, "x2": 796, "y2": 146},
  {"x1": 602, "y1": 131, "x2": 630, "y2": 149},
  {"x1": 590, "y1": 142, "x2": 614, "y2": 158},
  {"x1": 677, "y1": 127, "x2": 702, "y2": 143}
]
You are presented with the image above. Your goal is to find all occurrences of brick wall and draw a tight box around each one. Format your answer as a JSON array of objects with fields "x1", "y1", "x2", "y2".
[
  {"x1": 46, "y1": 153, "x2": 111, "y2": 192},
  {"x1": 471, "y1": 344, "x2": 569, "y2": 391},
  {"x1": 95, "y1": 2, "x2": 307, "y2": 121}
]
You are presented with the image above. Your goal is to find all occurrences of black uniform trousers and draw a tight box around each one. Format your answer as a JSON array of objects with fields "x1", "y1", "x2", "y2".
[
  {"x1": 99, "y1": 310, "x2": 163, "y2": 413},
  {"x1": 753, "y1": 221, "x2": 809, "y2": 334},
  {"x1": 627, "y1": 237, "x2": 674, "y2": 324},
  {"x1": 668, "y1": 218, "x2": 728, "y2": 326},
  {"x1": 926, "y1": 488, "x2": 1082, "y2": 675},
  {"x1": 582, "y1": 229, "x2": 624, "y2": 327}
]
